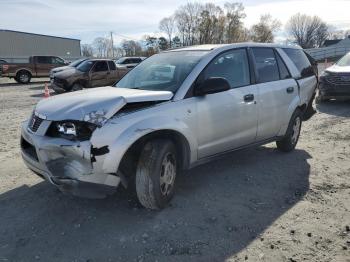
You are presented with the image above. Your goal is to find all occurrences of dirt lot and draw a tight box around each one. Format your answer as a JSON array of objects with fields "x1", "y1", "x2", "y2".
[{"x1": 0, "y1": 78, "x2": 349, "y2": 262}]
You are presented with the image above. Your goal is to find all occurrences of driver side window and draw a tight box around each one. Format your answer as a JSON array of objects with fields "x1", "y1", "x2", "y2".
[{"x1": 203, "y1": 49, "x2": 250, "y2": 88}]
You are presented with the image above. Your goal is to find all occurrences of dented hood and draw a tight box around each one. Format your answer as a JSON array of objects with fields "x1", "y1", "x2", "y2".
[{"x1": 35, "y1": 86, "x2": 173, "y2": 123}]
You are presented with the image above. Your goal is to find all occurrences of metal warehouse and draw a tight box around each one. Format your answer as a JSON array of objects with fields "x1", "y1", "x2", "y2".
[{"x1": 0, "y1": 29, "x2": 81, "y2": 62}]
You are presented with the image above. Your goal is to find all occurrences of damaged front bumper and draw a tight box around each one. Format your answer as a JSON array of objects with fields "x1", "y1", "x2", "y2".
[{"x1": 20, "y1": 120, "x2": 121, "y2": 198}]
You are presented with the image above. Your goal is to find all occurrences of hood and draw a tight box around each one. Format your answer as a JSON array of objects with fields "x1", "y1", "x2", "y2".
[
  {"x1": 52, "y1": 65, "x2": 71, "y2": 73},
  {"x1": 54, "y1": 68, "x2": 82, "y2": 79},
  {"x1": 326, "y1": 64, "x2": 350, "y2": 73},
  {"x1": 35, "y1": 86, "x2": 173, "y2": 124}
]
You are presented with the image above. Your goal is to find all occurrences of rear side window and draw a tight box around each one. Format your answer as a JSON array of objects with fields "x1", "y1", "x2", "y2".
[
  {"x1": 131, "y1": 58, "x2": 141, "y2": 63},
  {"x1": 252, "y1": 48, "x2": 279, "y2": 83},
  {"x1": 283, "y1": 48, "x2": 314, "y2": 78},
  {"x1": 275, "y1": 52, "x2": 291, "y2": 80},
  {"x1": 203, "y1": 48, "x2": 250, "y2": 88},
  {"x1": 36, "y1": 56, "x2": 52, "y2": 64},
  {"x1": 108, "y1": 61, "x2": 116, "y2": 70},
  {"x1": 93, "y1": 61, "x2": 108, "y2": 72}
]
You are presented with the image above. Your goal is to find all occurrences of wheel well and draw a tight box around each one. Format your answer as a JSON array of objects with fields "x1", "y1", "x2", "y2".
[
  {"x1": 118, "y1": 130, "x2": 191, "y2": 178},
  {"x1": 298, "y1": 104, "x2": 307, "y2": 114}
]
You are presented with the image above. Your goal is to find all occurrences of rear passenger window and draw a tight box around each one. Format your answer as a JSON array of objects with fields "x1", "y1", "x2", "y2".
[
  {"x1": 283, "y1": 48, "x2": 314, "y2": 78},
  {"x1": 108, "y1": 61, "x2": 116, "y2": 70},
  {"x1": 203, "y1": 49, "x2": 250, "y2": 88},
  {"x1": 252, "y1": 48, "x2": 279, "y2": 83},
  {"x1": 275, "y1": 52, "x2": 291, "y2": 80}
]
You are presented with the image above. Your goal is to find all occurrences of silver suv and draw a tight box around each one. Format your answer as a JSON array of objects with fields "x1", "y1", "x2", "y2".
[{"x1": 21, "y1": 43, "x2": 317, "y2": 209}]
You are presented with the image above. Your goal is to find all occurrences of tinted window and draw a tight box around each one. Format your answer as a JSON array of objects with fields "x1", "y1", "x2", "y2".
[
  {"x1": 203, "y1": 49, "x2": 250, "y2": 88},
  {"x1": 93, "y1": 61, "x2": 108, "y2": 72},
  {"x1": 252, "y1": 48, "x2": 279, "y2": 83},
  {"x1": 283, "y1": 48, "x2": 314, "y2": 78},
  {"x1": 275, "y1": 52, "x2": 291, "y2": 80},
  {"x1": 36, "y1": 56, "x2": 52, "y2": 64},
  {"x1": 76, "y1": 60, "x2": 95, "y2": 72},
  {"x1": 131, "y1": 58, "x2": 141, "y2": 63},
  {"x1": 108, "y1": 61, "x2": 116, "y2": 70}
]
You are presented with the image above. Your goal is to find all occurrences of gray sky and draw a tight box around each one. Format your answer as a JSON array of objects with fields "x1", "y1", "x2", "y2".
[{"x1": 1, "y1": 0, "x2": 350, "y2": 44}]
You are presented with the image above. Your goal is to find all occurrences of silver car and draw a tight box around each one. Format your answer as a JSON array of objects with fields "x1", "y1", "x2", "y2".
[{"x1": 21, "y1": 43, "x2": 317, "y2": 209}]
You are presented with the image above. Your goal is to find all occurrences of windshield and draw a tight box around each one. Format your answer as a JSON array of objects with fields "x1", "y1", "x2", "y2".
[
  {"x1": 70, "y1": 58, "x2": 86, "y2": 67},
  {"x1": 337, "y1": 53, "x2": 350, "y2": 67},
  {"x1": 115, "y1": 51, "x2": 208, "y2": 92},
  {"x1": 76, "y1": 60, "x2": 95, "y2": 72}
]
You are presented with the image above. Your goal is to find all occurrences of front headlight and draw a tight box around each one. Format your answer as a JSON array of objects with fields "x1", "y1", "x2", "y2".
[{"x1": 47, "y1": 120, "x2": 97, "y2": 141}]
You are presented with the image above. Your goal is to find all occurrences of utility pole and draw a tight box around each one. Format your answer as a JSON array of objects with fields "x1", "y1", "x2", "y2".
[{"x1": 110, "y1": 31, "x2": 115, "y2": 58}]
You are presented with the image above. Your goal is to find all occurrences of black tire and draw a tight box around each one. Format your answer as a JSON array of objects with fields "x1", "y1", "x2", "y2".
[
  {"x1": 16, "y1": 70, "x2": 31, "y2": 84},
  {"x1": 276, "y1": 109, "x2": 302, "y2": 152},
  {"x1": 136, "y1": 139, "x2": 177, "y2": 210},
  {"x1": 71, "y1": 83, "x2": 83, "y2": 92}
]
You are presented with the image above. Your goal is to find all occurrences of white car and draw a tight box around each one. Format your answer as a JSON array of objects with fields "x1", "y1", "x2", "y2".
[{"x1": 21, "y1": 43, "x2": 317, "y2": 209}]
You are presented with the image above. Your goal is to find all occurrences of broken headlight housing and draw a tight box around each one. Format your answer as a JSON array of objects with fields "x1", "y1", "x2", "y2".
[{"x1": 46, "y1": 120, "x2": 97, "y2": 141}]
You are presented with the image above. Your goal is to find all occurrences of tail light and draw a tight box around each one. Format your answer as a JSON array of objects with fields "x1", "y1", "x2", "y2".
[{"x1": 2, "y1": 65, "x2": 8, "y2": 71}]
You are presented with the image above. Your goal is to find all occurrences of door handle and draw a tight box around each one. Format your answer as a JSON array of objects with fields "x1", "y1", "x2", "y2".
[
  {"x1": 106, "y1": 71, "x2": 110, "y2": 75},
  {"x1": 286, "y1": 86, "x2": 294, "y2": 93},
  {"x1": 243, "y1": 94, "x2": 254, "y2": 102}
]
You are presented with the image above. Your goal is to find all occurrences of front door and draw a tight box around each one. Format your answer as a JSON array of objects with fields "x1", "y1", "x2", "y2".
[
  {"x1": 90, "y1": 61, "x2": 110, "y2": 87},
  {"x1": 195, "y1": 48, "x2": 258, "y2": 159}
]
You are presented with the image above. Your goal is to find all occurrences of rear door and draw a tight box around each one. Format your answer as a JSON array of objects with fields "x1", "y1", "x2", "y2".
[
  {"x1": 251, "y1": 47, "x2": 298, "y2": 141},
  {"x1": 281, "y1": 48, "x2": 317, "y2": 106},
  {"x1": 90, "y1": 61, "x2": 110, "y2": 87}
]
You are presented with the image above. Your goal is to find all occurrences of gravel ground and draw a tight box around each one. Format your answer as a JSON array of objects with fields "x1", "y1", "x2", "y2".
[{"x1": 0, "y1": 78, "x2": 349, "y2": 262}]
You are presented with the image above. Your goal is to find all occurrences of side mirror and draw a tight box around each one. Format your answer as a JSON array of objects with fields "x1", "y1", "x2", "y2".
[{"x1": 195, "y1": 77, "x2": 230, "y2": 96}]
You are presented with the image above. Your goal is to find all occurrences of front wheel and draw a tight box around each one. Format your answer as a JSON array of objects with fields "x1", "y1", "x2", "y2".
[
  {"x1": 276, "y1": 109, "x2": 302, "y2": 152},
  {"x1": 136, "y1": 139, "x2": 177, "y2": 210}
]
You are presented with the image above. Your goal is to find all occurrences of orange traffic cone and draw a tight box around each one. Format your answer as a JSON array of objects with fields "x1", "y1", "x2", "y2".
[{"x1": 44, "y1": 83, "x2": 50, "y2": 98}]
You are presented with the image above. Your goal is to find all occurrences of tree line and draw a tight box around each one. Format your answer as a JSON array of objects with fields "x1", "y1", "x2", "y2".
[{"x1": 82, "y1": 2, "x2": 349, "y2": 58}]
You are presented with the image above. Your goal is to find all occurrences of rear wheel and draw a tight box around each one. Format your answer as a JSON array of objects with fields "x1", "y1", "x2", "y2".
[
  {"x1": 277, "y1": 109, "x2": 302, "y2": 152},
  {"x1": 136, "y1": 139, "x2": 177, "y2": 210},
  {"x1": 16, "y1": 70, "x2": 31, "y2": 84}
]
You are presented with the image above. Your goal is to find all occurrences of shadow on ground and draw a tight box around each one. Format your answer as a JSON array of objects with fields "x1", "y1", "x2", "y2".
[
  {"x1": 0, "y1": 80, "x2": 47, "y2": 88},
  {"x1": 316, "y1": 100, "x2": 350, "y2": 117},
  {"x1": 0, "y1": 146, "x2": 311, "y2": 262}
]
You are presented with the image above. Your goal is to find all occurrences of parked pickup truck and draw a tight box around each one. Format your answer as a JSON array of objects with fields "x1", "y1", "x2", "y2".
[
  {"x1": 0, "y1": 56, "x2": 68, "y2": 84},
  {"x1": 50, "y1": 59, "x2": 127, "y2": 93}
]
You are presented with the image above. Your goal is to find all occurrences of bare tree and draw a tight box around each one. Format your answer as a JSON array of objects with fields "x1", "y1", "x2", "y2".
[
  {"x1": 81, "y1": 44, "x2": 93, "y2": 57},
  {"x1": 121, "y1": 40, "x2": 142, "y2": 56},
  {"x1": 250, "y1": 14, "x2": 281, "y2": 43},
  {"x1": 93, "y1": 37, "x2": 109, "y2": 57},
  {"x1": 286, "y1": 13, "x2": 329, "y2": 48},
  {"x1": 224, "y1": 2, "x2": 247, "y2": 43},
  {"x1": 174, "y1": 3, "x2": 202, "y2": 46},
  {"x1": 159, "y1": 16, "x2": 175, "y2": 48},
  {"x1": 198, "y1": 3, "x2": 225, "y2": 44}
]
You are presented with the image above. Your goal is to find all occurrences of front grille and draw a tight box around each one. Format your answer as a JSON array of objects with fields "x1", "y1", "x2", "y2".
[
  {"x1": 325, "y1": 72, "x2": 350, "y2": 86},
  {"x1": 28, "y1": 113, "x2": 44, "y2": 132},
  {"x1": 53, "y1": 77, "x2": 66, "y2": 88}
]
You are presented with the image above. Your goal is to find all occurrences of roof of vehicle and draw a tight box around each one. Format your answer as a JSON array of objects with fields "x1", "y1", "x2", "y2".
[
  {"x1": 167, "y1": 42, "x2": 302, "y2": 52},
  {"x1": 116, "y1": 57, "x2": 146, "y2": 60},
  {"x1": 86, "y1": 58, "x2": 115, "y2": 62}
]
